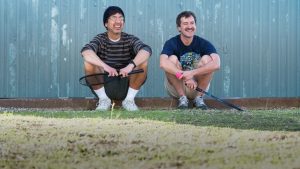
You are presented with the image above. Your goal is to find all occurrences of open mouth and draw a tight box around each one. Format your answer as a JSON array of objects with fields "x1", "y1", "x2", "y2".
[
  {"x1": 185, "y1": 29, "x2": 194, "y2": 32},
  {"x1": 114, "y1": 25, "x2": 122, "y2": 30}
]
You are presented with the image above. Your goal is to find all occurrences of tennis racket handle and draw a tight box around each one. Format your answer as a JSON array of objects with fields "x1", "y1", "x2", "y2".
[{"x1": 129, "y1": 69, "x2": 144, "y2": 75}]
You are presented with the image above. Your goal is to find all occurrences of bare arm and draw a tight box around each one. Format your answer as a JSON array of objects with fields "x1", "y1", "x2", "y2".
[
  {"x1": 194, "y1": 53, "x2": 220, "y2": 75},
  {"x1": 133, "y1": 49, "x2": 151, "y2": 66},
  {"x1": 159, "y1": 54, "x2": 182, "y2": 75},
  {"x1": 119, "y1": 49, "x2": 151, "y2": 77},
  {"x1": 182, "y1": 53, "x2": 220, "y2": 80},
  {"x1": 81, "y1": 49, "x2": 118, "y2": 76}
]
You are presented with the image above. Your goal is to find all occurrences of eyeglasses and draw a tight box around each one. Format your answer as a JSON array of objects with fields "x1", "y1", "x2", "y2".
[{"x1": 109, "y1": 16, "x2": 124, "y2": 22}]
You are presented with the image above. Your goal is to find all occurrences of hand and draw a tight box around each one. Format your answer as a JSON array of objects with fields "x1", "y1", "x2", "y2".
[
  {"x1": 103, "y1": 65, "x2": 118, "y2": 77},
  {"x1": 185, "y1": 79, "x2": 197, "y2": 90},
  {"x1": 119, "y1": 64, "x2": 134, "y2": 77},
  {"x1": 182, "y1": 70, "x2": 195, "y2": 81}
]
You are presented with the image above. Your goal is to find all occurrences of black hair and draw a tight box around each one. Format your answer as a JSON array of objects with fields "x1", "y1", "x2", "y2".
[{"x1": 103, "y1": 6, "x2": 125, "y2": 25}]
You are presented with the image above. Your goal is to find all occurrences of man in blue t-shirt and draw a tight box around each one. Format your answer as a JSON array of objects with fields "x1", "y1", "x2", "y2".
[{"x1": 160, "y1": 11, "x2": 220, "y2": 109}]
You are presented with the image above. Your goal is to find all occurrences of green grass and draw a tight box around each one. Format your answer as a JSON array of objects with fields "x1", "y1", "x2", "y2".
[
  {"x1": 0, "y1": 108, "x2": 300, "y2": 169},
  {"x1": 3, "y1": 108, "x2": 300, "y2": 131}
]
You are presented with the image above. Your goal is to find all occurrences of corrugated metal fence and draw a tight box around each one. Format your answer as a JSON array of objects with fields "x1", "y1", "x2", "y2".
[{"x1": 0, "y1": 0, "x2": 299, "y2": 98}]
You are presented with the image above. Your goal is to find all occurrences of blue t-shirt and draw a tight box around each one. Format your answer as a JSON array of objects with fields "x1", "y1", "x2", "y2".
[{"x1": 161, "y1": 35, "x2": 217, "y2": 70}]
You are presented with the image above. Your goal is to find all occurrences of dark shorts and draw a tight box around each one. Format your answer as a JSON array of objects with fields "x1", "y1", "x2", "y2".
[{"x1": 104, "y1": 76, "x2": 129, "y2": 100}]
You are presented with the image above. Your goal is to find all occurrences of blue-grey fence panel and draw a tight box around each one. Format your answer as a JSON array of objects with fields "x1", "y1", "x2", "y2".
[{"x1": 0, "y1": 0, "x2": 299, "y2": 98}]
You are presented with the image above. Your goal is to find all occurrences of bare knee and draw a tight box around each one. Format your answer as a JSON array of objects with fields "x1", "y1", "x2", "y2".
[
  {"x1": 198, "y1": 55, "x2": 213, "y2": 67},
  {"x1": 129, "y1": 61, "x2": 148, "y2": 89},
  {"x1": 169, "y1": 55, "x2": 181, "y2": 69},
  {"x1": 84, "y1": 62, "x2": 102, "y2": 75},
  {"x1": 137, "y1": 60, "x2": 148, "y2": 70}
]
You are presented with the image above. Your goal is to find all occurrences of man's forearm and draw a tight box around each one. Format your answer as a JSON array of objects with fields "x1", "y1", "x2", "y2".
[
  {"x1": 82, "y1": 50, "x2": 106, "y2": 68},
  {"x1": 159, "y1": 55, "x2": 182, "y2": 75},
  {"x1": 132, "y1": 49, "x2": 150, "y2": 66},
  {"x1": 194, "y1": 54, "x2": 220, "y2": 76}
]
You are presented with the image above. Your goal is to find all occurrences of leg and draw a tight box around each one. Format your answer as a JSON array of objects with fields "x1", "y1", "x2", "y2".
[
  {"x1": 84, "y1": 61, "x2": 111, "y2": 110},
  {"x1": 193, "y1": 55, "x2": 215, "y2": 110},
  {"x1": 194, "y1": 55, "x2": 214, "y2": 96},
  {"x1": 163, "y1": 55, "x2": 189, "y2": 109},
  {"x1": 84, "y1": 61, "x2": 104, "y2": 90},
  {"x1": 164, "y1": 55, "x2": 186, "y2": 97},
  {"x1": 122, "y1": 60, "x2": 148, "y2": 111},
  {"x1": 128, "y1": 60, "x2": 148, "y2": 90}
]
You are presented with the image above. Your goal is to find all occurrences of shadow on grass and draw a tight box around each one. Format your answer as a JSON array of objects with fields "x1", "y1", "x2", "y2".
[
  {"x1": 167, "y1": 109, "x2": 300, "y2": 131},
  {"x1": 1, "y1": 108, "x2": 300, "y2": 131},
  {"x1": 125, "y1": 109, "x2": 300, "y2": 131}
]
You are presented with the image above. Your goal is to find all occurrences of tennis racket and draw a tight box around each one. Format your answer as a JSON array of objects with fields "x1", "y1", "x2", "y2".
[
  {"x1": 195, "y1": 87, "x2": 244, "y2": 111},
  {"x1": 79, "y1": 69, "x2": 144, "y2": 86}
]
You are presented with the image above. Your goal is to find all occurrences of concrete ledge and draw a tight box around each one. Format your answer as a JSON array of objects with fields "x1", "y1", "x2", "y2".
[{"x1": 0, "y1": 97, "x2": 299, "y2": 110}]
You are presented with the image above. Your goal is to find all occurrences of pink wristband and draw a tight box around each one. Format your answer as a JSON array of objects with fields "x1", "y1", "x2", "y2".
[{"x1": 175, "y1": 72, "x2": 183, "y2": 79}]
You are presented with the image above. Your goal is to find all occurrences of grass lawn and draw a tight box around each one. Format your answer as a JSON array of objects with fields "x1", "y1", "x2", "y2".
[{"x1": 0, "y1": 108, "x2": 300, "y2": 169}]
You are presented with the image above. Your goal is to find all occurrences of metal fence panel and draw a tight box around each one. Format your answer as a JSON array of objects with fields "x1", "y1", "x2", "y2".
[{"x1": 0, "y1": 0, "x2": 299, "y2": 98}]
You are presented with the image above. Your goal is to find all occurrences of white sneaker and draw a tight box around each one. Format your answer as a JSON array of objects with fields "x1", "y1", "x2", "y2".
[
  {"x1": 193, "y1": 96, "x2": 208, "y2": 110},
  {"x1": 122, "y1": 99, "x2": 139, "y2": 111},
  {"x1": 178, "y1": 96, "x2": 189, "y2": 109},
  {"x1": 96, "y1": 98, "x2": 111, "y2": 111}
]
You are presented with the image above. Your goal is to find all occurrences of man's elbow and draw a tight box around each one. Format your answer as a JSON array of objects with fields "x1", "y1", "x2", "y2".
[
  {"x1": 211, "y1": 53, "x2": 221, "y2": 71},
  {"x1": 159, "y1": 58, "x2": 168, "y2": 70},
  {"x1": 81, "y1": 49, "x2": 92, "y2": 57},
  {"x1": 159, "y1": 61, "x2": 166, "y2": 70},
  {"x1": 140, "y1": 47, "x2": 152, "y2": 57},
  {"x1": 214, "y1": 62, "x2": 221, "y2": 71}
]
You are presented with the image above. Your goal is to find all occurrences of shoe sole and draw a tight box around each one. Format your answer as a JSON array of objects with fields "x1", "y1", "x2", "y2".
[
  {"x1": 178, "y1": 106, "x2": 188, "y2": 109},
  {"x1": 194, "y1": 105, "x2": 208, "y2": 110}
]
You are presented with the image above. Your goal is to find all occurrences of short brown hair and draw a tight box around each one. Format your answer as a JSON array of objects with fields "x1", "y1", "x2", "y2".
[{"x1": 176, "y1": 11, "x2": 197, "y2": 27}]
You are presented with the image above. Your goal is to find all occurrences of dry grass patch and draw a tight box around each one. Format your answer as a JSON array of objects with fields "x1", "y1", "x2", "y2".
[{"x1": 0, "y1": 114, "x2": 300, "y2": 169}]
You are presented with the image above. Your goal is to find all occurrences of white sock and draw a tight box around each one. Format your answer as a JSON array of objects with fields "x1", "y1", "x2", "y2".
[
  {"x1": 94, "y1": 87, "x2": 109, "y2": 100},
  {"x1": 124, "y1": 87, "x2": 139, "y2": 101}
]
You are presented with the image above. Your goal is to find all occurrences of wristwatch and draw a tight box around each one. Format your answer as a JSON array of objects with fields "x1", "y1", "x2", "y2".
[{"x1": 130, "y1": 60, "x2": 137, "y2": 68}]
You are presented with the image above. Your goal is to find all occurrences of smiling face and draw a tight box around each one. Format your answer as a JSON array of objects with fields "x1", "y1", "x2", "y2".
[
  {"x1": 105, "y1": 13, "x2": 124, "y2": 38},
  {"x1": 178, "y1": 16, "x2": 196, "y2": 39}
]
